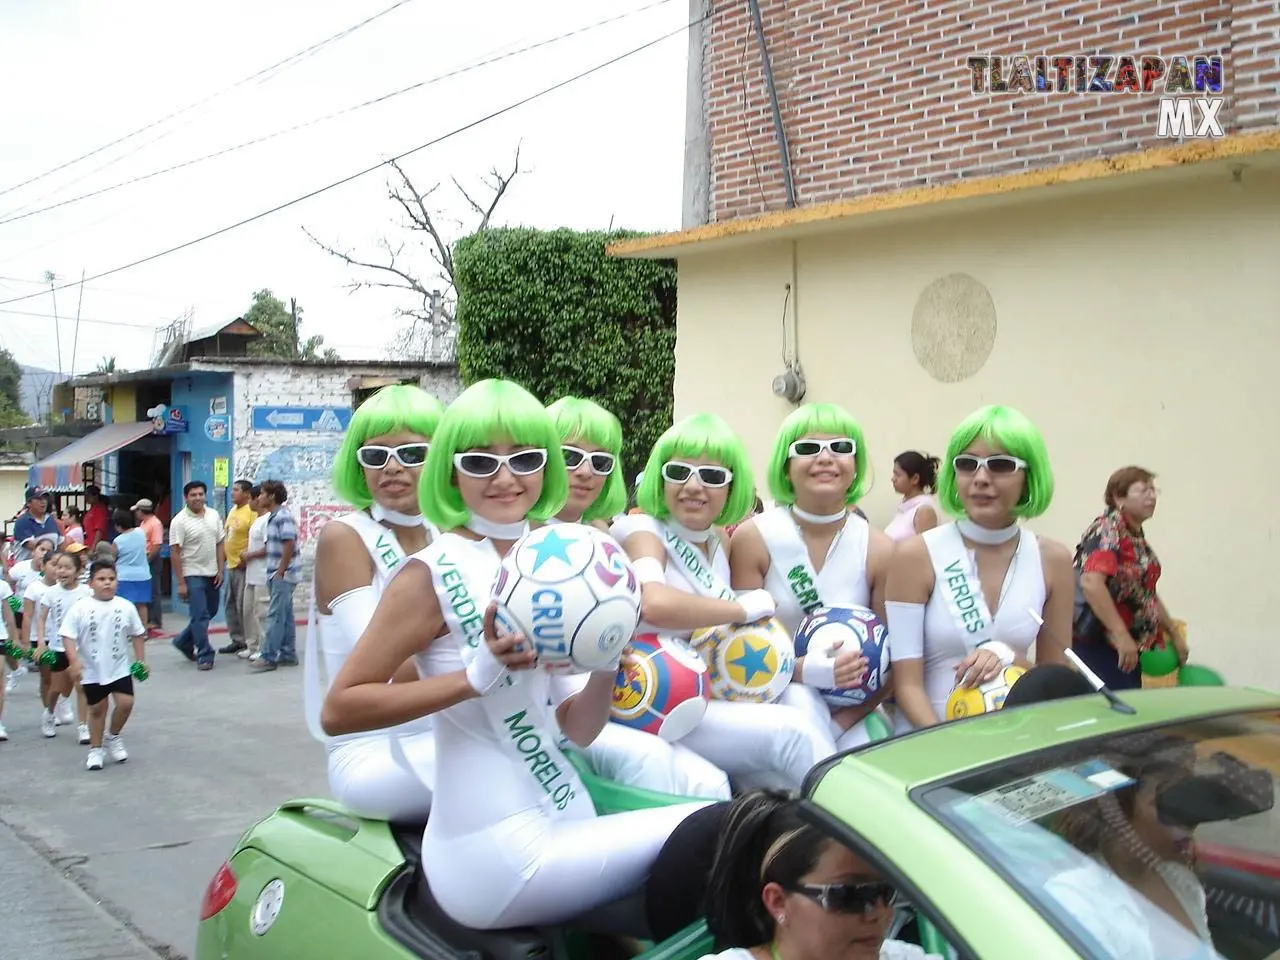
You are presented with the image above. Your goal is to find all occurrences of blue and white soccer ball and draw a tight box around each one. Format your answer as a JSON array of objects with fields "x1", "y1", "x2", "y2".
[
  {"x1": 792, "y1": 604, "x2": 890, "y2": 709},
  {"x1": 491, "y1": 523, "x2": 641, "y2": 673}
]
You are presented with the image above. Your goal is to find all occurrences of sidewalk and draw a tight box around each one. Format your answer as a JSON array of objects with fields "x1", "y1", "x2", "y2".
[{"x1": 151, "y1": 609, "x2": 306, "y2": 643}]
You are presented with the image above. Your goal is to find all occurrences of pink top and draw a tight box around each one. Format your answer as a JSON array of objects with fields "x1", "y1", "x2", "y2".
[{"x1": 885, "y1": 494, "x2": 938, "y2": 542}]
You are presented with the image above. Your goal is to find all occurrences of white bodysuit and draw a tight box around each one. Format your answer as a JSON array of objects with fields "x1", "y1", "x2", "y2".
[
  {"x1": 612, "y1": 514, "x2": 837, "y2": 792},
  {"x1": 754, "y1": 507, "x2": 879, "y2": 750},
  {"x1": 415, "y1": 531, "x2": 706, "y2": 930},
  {"x1": 305, "y1": 511, "x2": 437, "y2": 822},
  {"x1": 893, "y1": 522, "x2": 1045, "y2": 727}
]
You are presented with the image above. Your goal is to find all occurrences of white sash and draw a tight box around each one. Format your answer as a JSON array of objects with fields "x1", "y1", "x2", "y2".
[
  {"x1": 661, "y1": 526, "x2": 734, "y2": 601},
  {"x1": 303, "y1": 511, "x2": 429, "y2": 743},
  {"x1": 754, "y1": 508, "x2": 826, "y2": 616},
  {"x1": 926, "y1": 522, "x2": 1001, "y2": 653},
  {"x1": 429, "y1": 535, "x2": 585, "y2": 814}
]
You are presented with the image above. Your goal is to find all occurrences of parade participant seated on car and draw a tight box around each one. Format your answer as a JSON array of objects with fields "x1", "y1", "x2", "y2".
[
  {"x1": 611, "y1": 413, "x2": 837, "y2": 793},
  {"x1": 322, "y1": 379, "x2": 708, "y2": 931},
  {"x1": 696, "y1": 789, "x2": 943, "y2": 960},
  {"x1": 729, "y1": 402, "x2": 894, "y2": 751},
  {"x1": 885, "y1": 405, "x2": 1074, "y2": 731},
  {"x1": 546, "y1": 396, "x2": 729, "y2": 801},
  {"x1": 305, "y1": 384, "x2": 445, "y2": 822}
]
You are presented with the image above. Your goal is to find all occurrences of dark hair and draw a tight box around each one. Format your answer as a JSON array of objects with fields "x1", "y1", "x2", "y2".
[
  {"x1": 85, "y1": 484, "x2": 102, "y2": 498},
  {"x1": 51, "y1": 548, "x2": 85, "y2": 571},
  {"x1": 183, "y1": 480, "x2": 207, "y2": 497},
  {"x1": 260, "y1": 479, "x2": 288, "y2": 505},
  {"x1": 705, "y1": 790, "x2": 831, "y2": 949},
  {"x1": 250, "y1": 484, "x2": 262, "y2": 498},
  {"x1": 1003, "y1": 664, "x2": 1094, "y2": 709},
  {"x1": 233, "y1": 479, "x2": 254, "y2": 494},
  {"x1": 64, "y1": 506, "x2": 83, "y2": 522},
  {"x1": 1104, "y1": 466, "x2": 1155, "y2": 509},
  {"x1": 894, "y1": 451, "x2": 940, "y2": 493},
  {"x1": 112, "y1": 507, "x2": 137, "y2": 531},
  {"x1": 88, "y1": 558, "x2": 116, "y2": 578}
]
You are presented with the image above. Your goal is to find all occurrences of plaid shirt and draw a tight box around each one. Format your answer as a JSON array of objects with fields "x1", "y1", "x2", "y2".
[{"x1": 266, "y1": 507, "x2": 301, "y2": 584}]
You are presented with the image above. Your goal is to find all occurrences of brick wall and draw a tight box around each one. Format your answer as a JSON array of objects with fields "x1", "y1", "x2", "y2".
[
  {"x1": 703, "y1": 0, "x2": 1280, "y2": 221},
  {"x1": 230, "y1": 364, "x2": 461, "y2": 607}
]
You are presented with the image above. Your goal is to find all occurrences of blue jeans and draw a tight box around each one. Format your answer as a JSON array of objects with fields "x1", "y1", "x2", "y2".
[
  {"x1": 173, "y1": 575, "x2": 220, "y2": 665},
  {"x1": 262, "y1": 578, "x2": 297, "y2": 664}
]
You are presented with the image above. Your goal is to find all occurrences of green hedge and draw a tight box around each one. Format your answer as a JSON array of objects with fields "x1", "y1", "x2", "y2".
[{"x1": 454, "y1": 227, "x2": 677, "y2": 484}]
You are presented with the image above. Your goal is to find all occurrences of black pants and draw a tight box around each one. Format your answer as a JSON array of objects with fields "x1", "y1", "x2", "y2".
[{"x1": 148, "y1": 555, "x2": 163, "y2": 627}]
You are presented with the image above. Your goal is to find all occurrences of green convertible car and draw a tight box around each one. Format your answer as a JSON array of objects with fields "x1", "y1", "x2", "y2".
[{"x1": 196, "y1": 686, "x2": 1280, "y2": 960}]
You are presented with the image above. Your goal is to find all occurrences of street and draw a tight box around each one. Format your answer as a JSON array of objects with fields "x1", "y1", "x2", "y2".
[{"x1": 0, "y1": 624, "x2": 329, "y2": 960}]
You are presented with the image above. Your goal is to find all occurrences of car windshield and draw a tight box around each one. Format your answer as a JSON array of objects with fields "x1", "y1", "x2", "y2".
[{"x1": 918, "y1": 709, "x2": 1280, "y2": 960}]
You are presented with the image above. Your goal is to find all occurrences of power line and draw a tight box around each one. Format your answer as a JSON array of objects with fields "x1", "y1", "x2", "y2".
[
  {"x1": 0, "y1": 0, "x2": 417, "y2": 201},
  {"x1": 0, "y1": 9, "x2": 711, "y2": 309},
  {"x1": 0, "y1": 0, "x2": 674, "y2": 228},
  {"x1": 0, "y1": 306, "x2": 168, "y2": 329}
]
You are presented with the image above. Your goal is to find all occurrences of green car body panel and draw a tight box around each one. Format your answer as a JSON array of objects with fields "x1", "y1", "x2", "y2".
[{"x1": 197, "y1": 687, "x2": 1280, "y2": 960}]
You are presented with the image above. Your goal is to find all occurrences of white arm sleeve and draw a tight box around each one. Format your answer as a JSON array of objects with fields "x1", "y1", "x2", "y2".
[
  {"x1": 886, "y1": 601, "x2": 926, "y2": 661},
  {"x1": 327, "y1": 586, "x2": 379, "y2": 649},
  {"x1": 548, "y1": 673, "x2": 590, "y2": 708},
  {"x1": 632, "y1": 556, "x2": 667, "y2": 585}
]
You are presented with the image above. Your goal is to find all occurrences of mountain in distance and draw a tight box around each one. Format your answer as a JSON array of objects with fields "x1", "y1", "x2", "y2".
[{"x1": 19, "y1": 365, "x2": 60, "y2": 420}]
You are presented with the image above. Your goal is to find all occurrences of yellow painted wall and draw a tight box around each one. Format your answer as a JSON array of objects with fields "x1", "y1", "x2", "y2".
[
  {"x1": 107, "y1": 382, "x2": 138, "y2": 422},
  {"x1": 673, "y1": 167, "x2": 1280, "y2": 690},
  {"x1": 0, "y1": 468, "x2": 28, "y2": 520}
]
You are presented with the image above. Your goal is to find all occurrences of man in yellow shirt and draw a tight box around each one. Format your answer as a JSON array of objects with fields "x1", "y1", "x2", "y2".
[{"x1": 218, "y1": 480, "x2": 257, "y2": 656}]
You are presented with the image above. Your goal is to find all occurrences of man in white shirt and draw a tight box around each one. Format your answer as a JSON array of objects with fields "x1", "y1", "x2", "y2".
[
  {"x1": 236, "y1": 486, "x2": 271, "y2": 660},
  {"x1": 168, "y1": 480, "x2": 225, "y2": 671}
]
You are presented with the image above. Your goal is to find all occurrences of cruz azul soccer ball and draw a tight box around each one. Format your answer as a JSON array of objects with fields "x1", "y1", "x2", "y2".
[
  {"x1": 691, "y1": 618, "x2": 795, "y2": 704},
  {"x1": 945, "y1": 665, "x2": 1027, "y2": 721},
  {"x1": 792, "y1": 604, "x2": 890, "y2": 709},
  {"x1": 491, "y1": 523, "x2": 640, "y2": 673},
  {"x1": 610, "y1": 633, "x2": 709, "y2": 742}
]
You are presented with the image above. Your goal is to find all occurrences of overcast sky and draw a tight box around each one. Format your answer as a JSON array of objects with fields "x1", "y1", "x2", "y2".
[{"x1": 0, "y1": 0, "x2": 688, "y2": 375}]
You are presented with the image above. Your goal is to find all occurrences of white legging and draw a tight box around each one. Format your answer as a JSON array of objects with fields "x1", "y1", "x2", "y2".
[
  {"x1": 680, "y1": 699, "x2": 837, "y2": 793},
  {"x1": 580, "y1": 722, "x2": 732, "y2": 800},
  {"x1": 327, "y1": 731, "x2": 436, "y2": 822},
  {"x1": 779, "y1": 683, "x2": 879, "y2": 753},
  {"x1": 424, "y1": 801, "x2": 708, "y2": 929}
]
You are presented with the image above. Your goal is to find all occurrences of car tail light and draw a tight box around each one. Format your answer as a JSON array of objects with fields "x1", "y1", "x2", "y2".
[{"x1": 200, "y1": 861, "x2": 238, "y2": 920}]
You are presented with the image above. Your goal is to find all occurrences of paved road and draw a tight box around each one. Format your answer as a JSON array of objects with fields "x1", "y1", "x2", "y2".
[{"x1": 0, "y1": 629, "x2": 329, "y2": 959}]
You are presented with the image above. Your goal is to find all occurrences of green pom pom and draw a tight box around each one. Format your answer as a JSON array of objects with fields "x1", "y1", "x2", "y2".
[
  {"x1": 130, "y1": 660, "x2": 149, "y2": 682},
  {"x1": 6, "y1": 595, "x2": 21, "y2": 613},
  {"x1": 36, "y1": 648, "x2": 56, "y2": 667}
]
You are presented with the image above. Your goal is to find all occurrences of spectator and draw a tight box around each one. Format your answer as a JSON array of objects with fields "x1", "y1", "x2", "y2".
[
  {"x1": 132, "y1": 498, "x2": 165, "y2": 635},
  {"x1": 13, "y1": 488, "x2": 60, "y2": 561},
  {"x1": 111, "y1": 508, "x2": 153, "y2": 629},
  {"x1": 237, "y1": 486, "x2": 270, "y2": 661},
  {"x1": 82, "y1": 485, "x2": 111, "y2": 549},
  {"x1": 217, "y1": 480, "x2": 256, "y2": 656},
  {"x1": 168, "y1": 481, "x2": 225, "y2": 672},
  {"x1": 250, "y1": 480, "x2": 300, "y2": 672},
  {"x1": 61, "y1": 507, "x2": 85, "y2": 546}
]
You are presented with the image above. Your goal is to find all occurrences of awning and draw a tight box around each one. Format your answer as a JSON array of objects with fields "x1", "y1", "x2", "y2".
[{"x1": 28, "y1": 421, "x2": 156, "y2": 492}]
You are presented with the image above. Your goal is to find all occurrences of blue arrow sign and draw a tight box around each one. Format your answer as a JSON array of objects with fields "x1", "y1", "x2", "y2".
[{"x1": 251, "y1": 406, "x2": 352, "y2": 432}]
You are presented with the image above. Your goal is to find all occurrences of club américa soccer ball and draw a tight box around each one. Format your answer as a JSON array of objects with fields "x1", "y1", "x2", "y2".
[
  {"x1": 491, "y1": 523, "x2": 640, "y2": 673},
  {"x1": 690, "y1": 618, "x2": 794, "y2": 704},
  {"x1": 792, "y1": 604, "x2": 890, "y2": 709},
  {"x1": 945, "y1": 665, "x2": 1027, "y2": 721},
  {"x1": 610, "y1": 633, "x2": 709, "y2": 742}
]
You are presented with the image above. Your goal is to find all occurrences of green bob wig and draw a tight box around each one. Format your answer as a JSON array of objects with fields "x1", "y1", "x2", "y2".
[
  {"x1": 936, "y1": 405, "x2": 1055, "y2": 519},
  {"x1": 636, "y1": 413, "x2": 755, "y2": 527},
  {"x1": 766, "y1": 402, "x2": 871, "y2": 506},
  {"x1": 332, "y1": 384, "x2": 445, "y2": 509},
  {"x1": 420, "y1": 379, "x2": 568, "y2": 530},
  {"x1": 546, "y1": 396, "x2": 627, "y2": 522}
]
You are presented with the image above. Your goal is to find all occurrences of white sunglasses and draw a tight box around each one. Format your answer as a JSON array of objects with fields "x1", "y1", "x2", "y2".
[
  {"x1": 952, "y1": 454, "x2": 1026, "y2": 476},
  {"x1": 562, "y1": 445, "x2": 616, "y2": 476},
  {"x1": 453, "y1": 449, "x2": 548, "y2": 479},
  {"x1": 788, "y1": 437, "x2": 856, "y2": 459},
  {"x1": 356, "y1": 443, "x2": 429, "y2": 469},
  {"x1": 661, "y1": 460, "x2": 733, "y2": 488}
]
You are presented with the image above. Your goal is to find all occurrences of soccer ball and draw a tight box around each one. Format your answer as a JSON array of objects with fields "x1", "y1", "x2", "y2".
[
  {"x1": 691, "y1": 618, "x2": 795, "y2": 704},
  {"x1": 491, "y1": 523, "x2": 640, "y2": 673},
  {"x1": 945, "y1": 665, "x2": 1027, "y2": 721},
  {"x1": 610, "y1": 633, "x2": 709, "y2": 742},
  {"x1": 792, "y1": 604, "x2": 890, "y2": 709}
]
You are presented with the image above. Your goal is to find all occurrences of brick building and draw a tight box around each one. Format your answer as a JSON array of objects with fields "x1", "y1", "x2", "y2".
[{"x1": 608, "y1": 1, "x2": 1280, "y2": 688}]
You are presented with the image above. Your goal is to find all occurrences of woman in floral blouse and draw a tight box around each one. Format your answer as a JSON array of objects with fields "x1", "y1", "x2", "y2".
[{"x1": 1072, "y1": 466, "x2": 1186, "y2": 689}]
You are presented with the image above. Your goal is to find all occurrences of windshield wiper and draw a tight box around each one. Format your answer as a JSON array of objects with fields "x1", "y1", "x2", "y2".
[{"x1": 1064, "y1": 647, "x2": 1137, "y2": 715}]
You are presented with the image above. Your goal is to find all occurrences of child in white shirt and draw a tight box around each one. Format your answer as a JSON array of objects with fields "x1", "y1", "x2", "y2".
[
  {"x1": 0, "y1": 579, "x2": 18, "y2": 740},
  {"x1": 62, "y1": 560, "x2": 147, "y2": 771},
  {"x1": 36, "y1": 550, "x2": 93, "y2": 741}
]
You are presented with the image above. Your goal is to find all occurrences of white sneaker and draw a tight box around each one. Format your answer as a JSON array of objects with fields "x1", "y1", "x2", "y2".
[
  {"x1": 0, "y1": 722, "x2": 8, "y2": 741},
  {"x1": 5, "y1": 663, "x2": 24, "y2": 693},
  {"x1": 41, "y1": 709, "x2": 56, "y2": 738},
  {"x1": 55, "y1": 699, "x2": 75, "y2": 725},
  {"x1": 105, "y1": 734, "x2": 128, "y2": 763},
  {"x1": 248, "y1": 651, "x2": 262, "y2": 662},
  {"x1": 85, "y1": 747, "x2": 105, "y2": 771},
  {"x1": 77, "y1": 722, "x2": 90, "y2": 745},
  {"x1": 237, "y1": 648, "x2": 252, "y2": 659}
]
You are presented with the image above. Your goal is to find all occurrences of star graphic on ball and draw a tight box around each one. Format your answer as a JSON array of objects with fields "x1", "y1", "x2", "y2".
[
  {"x1": 728, "y1": 638, "x2": 773, "y2": 686},
  {"x1": 528, "y1": 529, "x2": 577, "y2": 573}
]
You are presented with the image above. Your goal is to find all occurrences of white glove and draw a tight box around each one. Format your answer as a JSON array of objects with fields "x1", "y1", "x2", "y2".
[
  {"x1": 977, "y1": 640, "x2": 1016, "y2": 667},
  {"x1": 801, "y1": 649, "x2": 838, "y2": 689},
  {"x1": 735, "y1": 589, "x2": 776, "y2": 624},
  {"x1": 465, "y1": 640, "x2": 510, "y2": 696}
]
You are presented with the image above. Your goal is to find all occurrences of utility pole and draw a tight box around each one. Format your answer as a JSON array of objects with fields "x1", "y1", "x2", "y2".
[
  {"x1": 289, "y1": 297, "x2": 299, "y2": 359},
  {"x1": 429, "y1": 289, "x2": 442, "y2": 360},
  {"x1": 70, "y1": 268, "x2": 85, "y2": 376},
  {"x1": 45, "y1": 270, "x2": 62, "y2": 376}
]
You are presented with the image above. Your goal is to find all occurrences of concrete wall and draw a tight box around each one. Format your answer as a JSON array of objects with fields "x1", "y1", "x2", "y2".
[{"x1": 669, "y1": 166, "x2": 1280, "y2": 690}]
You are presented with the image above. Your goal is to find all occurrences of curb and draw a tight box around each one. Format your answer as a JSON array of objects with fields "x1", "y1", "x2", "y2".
[{"x1": 151, "y1": 617, "x2": 308, "y2": 642}]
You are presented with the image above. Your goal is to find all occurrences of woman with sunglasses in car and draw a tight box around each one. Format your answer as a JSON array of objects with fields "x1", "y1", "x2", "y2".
[
  {"x1": 612, "y1": 413, "x2": 835, "y2": 792},
  {"x1": 698, "y1": 789, "x2": 941, "y2": 960},
  {"x1": 884, "y1": 406, "x2": 1074, "y2": 731},
  {"x1": 730, "y1": 403, "x2": 895, "y2": 751},
  {"x1": 304, "y1": 384, "x2": 444, "y2": 822},
  {"x1": 546, "y1": 397, "x2": 731, "y2": 800},
  {"x1": 322, "y1": 379, "x2": 707, "y2": 930}
]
